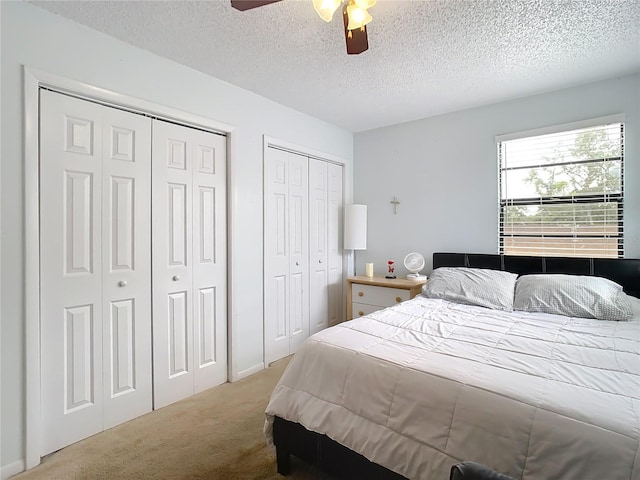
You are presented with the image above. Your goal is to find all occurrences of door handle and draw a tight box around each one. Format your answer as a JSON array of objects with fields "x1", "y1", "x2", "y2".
[
  {"x1": 118, "y1": 280, "x2": 127, "y2": 287},
  {"x1": 172, "y1": 275, "x2": 180, "y2": 281}
]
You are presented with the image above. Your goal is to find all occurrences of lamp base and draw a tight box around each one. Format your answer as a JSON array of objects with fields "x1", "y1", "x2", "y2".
[{"x1": 406, "y1": 273, "x2": 427, "y2": 281}]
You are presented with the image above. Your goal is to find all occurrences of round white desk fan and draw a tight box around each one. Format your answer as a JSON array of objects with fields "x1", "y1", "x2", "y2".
[{"x1": 403, "y1": 252, "x2": 427, "y2": 281}]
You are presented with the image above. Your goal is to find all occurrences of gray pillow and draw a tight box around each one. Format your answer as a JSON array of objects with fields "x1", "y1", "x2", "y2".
[
  {"x1": 422, "y1": 267, "x2": 518, "y2": 311},
  {"x1": 514, "y1": 274, "x2": 633, "y2": 321}
]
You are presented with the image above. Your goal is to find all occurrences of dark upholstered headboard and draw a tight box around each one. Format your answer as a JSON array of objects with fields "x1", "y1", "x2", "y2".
[{"x1": 433, "y1": 252, "x2": 640, "y2": 299}]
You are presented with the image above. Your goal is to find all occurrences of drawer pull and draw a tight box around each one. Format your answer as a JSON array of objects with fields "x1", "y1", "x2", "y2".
[
  {"x1": 396, "y1": 297, "x2": 402, "y2": 303},
  {"x1": 358, "y1": 311, "x2": 364, "y2": 316},
  {"x1": 358, "y1": 291, "x2": 364, "y2": 297}
]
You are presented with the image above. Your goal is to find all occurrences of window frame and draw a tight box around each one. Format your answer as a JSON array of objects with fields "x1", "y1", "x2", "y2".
[{"x1": 497, "y1": 116, "x2": 625, "y2": 259}]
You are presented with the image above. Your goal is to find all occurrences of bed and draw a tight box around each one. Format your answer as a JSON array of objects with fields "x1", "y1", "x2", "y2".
[{"x1": 265, "y1": 252, "x2": 640, "y2": 480}]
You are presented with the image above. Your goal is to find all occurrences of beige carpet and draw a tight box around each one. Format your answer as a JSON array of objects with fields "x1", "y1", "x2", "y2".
[{"x1": 15, "y1": 357, "x2": 332, "y2": 480}]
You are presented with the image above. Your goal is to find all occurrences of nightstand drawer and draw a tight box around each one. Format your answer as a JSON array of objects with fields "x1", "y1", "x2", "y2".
[
  {"x1": 346, "y1": 275, "x2": 426, "y2": 321},
  {"x1": 351, "y1": 284, "x2": 410, "y2": 308},
  {"x1": 351, "y1": 302, "x2": 380, "y2": 318}
]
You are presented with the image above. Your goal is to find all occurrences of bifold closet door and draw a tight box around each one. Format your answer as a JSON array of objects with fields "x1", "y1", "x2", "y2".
[
  {"x1": 40, "y1": 90, "x2": 152, "y2": 455},
  {"x1": 288, "y1": 153, "x2": 310, "y2": 353},
  {"x1": 152, "y1": 119, "x2": 227, "y2": 409},
  {"x1": 309, "y1": 159, "x2": 329, "y2": 335},
  {"x1": 264, "y1": 148, "x2": 309, "y2": 364},
  {"x1": 327, "y1": 162, "x2": 344, "y2": 326},
  {"x1": 309, "y1": 160, "x2": 344, "y2": 334}
]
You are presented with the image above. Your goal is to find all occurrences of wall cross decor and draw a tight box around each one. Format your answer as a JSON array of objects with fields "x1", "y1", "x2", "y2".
[{"x1": 390, "y1": 196, "x2": 400, "y2": 214}]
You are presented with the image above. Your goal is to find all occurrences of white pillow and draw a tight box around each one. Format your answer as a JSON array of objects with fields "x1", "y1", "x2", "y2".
[
  {"x1": 626, "y1": 294, "x2": 640, "y2": 320},
  {"x1": 514, "y1": 274, "x2": 633, "y2": 321},
  {"x1": 422, "y1": 267, "x2": 518, "y2": 311}
]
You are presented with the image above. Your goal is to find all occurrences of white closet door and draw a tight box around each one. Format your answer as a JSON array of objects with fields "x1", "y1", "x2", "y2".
[
  {"x1": 152, "y1": 120, "x2": 193, "y2": 408},
  {"x1": 264, "y1": 149, "x2": 309, "y2": 363},
  {"x1": 40, "y1": 90, "x2": 152, "y2": 455},
  {"x1": 152, "y1": 120, "x2": 226, "y2": 408},
  {"x1": 309, "y1": 159, "x2": 329, "y2": 335},
  {"x1": 192, "y1": 127, "x2": 227, "y2": 392},
  {"x1": 40, "y1": 90, "x2": 103, "y2": 455},
  {"x1": 288, "y1": 153, "x2": 310, "y2": 353},
  {"x1": 101, "y1": 105, "x2": 153, "y2": 429},
  {"x1": 264, "y1": 148, "x2": 291, "y2": 364},
  {"x1": 327, "y1": 163, "x2": 344, "y2": 326}
]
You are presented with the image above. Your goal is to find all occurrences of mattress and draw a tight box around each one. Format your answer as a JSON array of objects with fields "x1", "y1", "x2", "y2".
[{"x1": 265, "y1": 296, "x2": 640, "y2": 480}]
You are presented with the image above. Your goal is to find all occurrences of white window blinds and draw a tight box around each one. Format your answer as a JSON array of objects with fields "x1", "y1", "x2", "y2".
[{"x1": 499, "y1": 121, "x2": 624, "y2": 258}]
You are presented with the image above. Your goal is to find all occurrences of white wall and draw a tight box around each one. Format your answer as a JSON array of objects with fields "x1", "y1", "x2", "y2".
[
  {"x1": 0, "y1": 1, "x2": 3, "y2": 476},
  {"x1": 0, "y1": 2, "x2": 353, "y2": 473},
  {"x1": 354, "y1": 74, "x2": 640, "y2": 277}
]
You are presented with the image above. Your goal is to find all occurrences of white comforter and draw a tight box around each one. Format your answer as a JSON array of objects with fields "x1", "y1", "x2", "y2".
[{"x1": 265, "y1": 296, "x2": 640, "y2": 480}]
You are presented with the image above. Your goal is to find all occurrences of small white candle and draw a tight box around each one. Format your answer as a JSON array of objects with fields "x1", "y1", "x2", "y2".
[{"x1": 365, "y1": 263, "x2": 374, "y2": 277}]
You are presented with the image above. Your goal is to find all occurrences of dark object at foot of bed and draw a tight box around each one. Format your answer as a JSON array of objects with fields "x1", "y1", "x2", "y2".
[
  {"x1": 273, "y1": 416, "x2": 408, "y2": 479},
  {"x1": 450, "y1": 462, "x2": 517, "y2": 480}
]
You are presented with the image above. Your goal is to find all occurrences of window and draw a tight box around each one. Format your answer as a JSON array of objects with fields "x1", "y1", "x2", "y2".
[{"x1": 498, "y1": 119, "x2": 624, "y2": 258}]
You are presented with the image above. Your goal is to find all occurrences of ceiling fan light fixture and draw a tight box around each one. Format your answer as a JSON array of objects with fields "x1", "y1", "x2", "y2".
[
  {"x1": 232, "y1": 0, "x2": 372, "y2": 54},
  {"x1": 313, "y1": 0, "x2": 342, "y2": 22},
  {"x1": 346, "y1": 2, "x2": 372, "y2": 30}
]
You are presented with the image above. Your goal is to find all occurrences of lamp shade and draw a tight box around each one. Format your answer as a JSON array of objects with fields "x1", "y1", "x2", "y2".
[
  {"x1": 344, "y1": 204, "x2": 367, "y2": 250},
  {"x1": 313, "y1": 0, "x2": 342, "y2": 22},
  {"x1": 346, "y1": 3, "x2": 372, "y2": 30}
]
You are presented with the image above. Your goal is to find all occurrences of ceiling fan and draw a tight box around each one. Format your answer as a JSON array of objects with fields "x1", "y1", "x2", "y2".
[{"x1": 230, "y1": 0, "x2": 374, "y2": 55}]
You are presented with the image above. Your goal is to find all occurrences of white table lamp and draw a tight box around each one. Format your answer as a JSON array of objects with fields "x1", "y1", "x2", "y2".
[{"x1": 344, "y1": 204, "x2": 367, "y2": 275}]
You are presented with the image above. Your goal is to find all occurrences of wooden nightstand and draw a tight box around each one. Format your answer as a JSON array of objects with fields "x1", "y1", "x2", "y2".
[{"x1": 346, "y1": 276, "x2": 427, "y2": 321}]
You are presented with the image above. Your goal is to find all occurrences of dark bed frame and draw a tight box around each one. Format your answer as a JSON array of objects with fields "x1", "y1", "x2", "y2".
[{"x1": 273, "y1": 252, "x2": 640, "y2": 479}]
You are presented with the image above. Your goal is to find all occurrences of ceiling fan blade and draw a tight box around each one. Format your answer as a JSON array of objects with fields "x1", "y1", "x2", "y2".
[
  {"x1": 342, "y1": 7, "x2": 369, "y2": 55},
  {"x1": 231, "y1": 0, "x2": 282, "y2": 11}
]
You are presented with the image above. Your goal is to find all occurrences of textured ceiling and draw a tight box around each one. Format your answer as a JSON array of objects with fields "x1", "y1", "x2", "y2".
[{"x1": 29, "y1": 0, "x2": 640, "y2": 132}]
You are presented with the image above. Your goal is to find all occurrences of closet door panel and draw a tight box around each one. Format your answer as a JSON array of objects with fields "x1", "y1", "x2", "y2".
[
  {"x1": 264, "y1": 148, "x2": 292, "y2": 364},
  {"x1": 309, "y1": 159, "x2": 329, "y2": 335},
  {"x1": 152, "y1": 120, "x2": 195, "y2": 409},
  {"x1": 109, "y1": 299, "x2": 135, "y2": 392},
  {"x1": 197, "y1": 287, "x2": 216, "y2": 366},
  {"x1": 327, "y1": 163, "x2": 344, "y2": 326},
  {"x1": 288, "y1": 153, "x2": 309, "y2": 353},
  {"x1": 40, "y1": 90, "x2": 104, "y2": 455},
  {"x1": 101, "y1": 107, "x2": 152, "y2": 429},
  {"x1": 192, "y1": 129, "x2": 227, "y2": 392},
  {"x1": 168, "y1": 291, "x2": 189, "y2": 374}
]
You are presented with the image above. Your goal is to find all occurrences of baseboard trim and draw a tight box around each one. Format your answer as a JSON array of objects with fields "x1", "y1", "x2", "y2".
[
  {"x1": 1, "y1": 459, "x2": 26, "y2": 479},
  {"x1": 232, "y1": 362, "x2": 264, "y2": 382}
]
